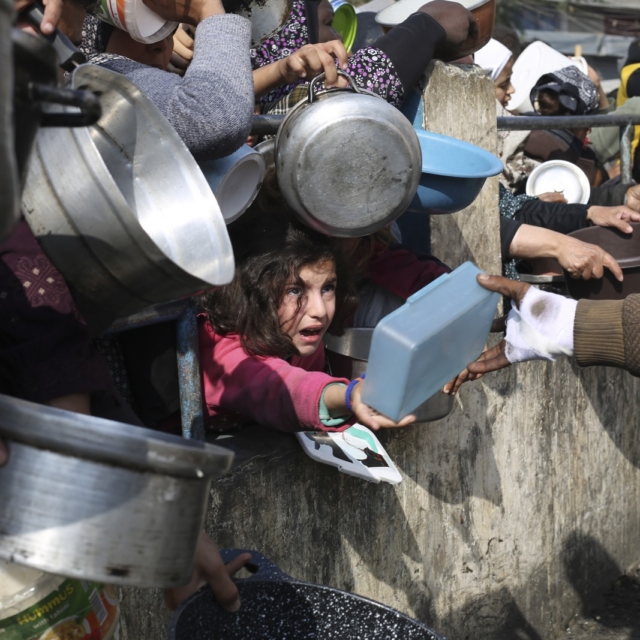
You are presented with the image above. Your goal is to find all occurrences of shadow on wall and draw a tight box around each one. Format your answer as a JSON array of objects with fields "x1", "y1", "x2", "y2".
[
  {"x1": 571, "y1": 361, "x2": 640, "y2": 469},
  {"x1": 562, "y1": 531, "x2": 623, "y2": 618}
]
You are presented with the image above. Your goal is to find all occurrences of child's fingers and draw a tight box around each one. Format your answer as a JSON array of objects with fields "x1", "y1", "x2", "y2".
[
  {"x1": 286, "y1": 54, "x2": 308, "y2": 78},
  {"x1": 320, "y1": 40, "x2": 349, "y2": 70}
]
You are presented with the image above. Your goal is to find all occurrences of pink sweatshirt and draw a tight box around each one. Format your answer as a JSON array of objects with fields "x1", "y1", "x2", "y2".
[{"x1": 199, "y1": 317, "x2": 353, "y2": 433}]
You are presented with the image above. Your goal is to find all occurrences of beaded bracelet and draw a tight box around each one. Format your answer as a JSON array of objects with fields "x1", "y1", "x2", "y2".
[{"x1": 344, "y1": 373, "x2": 365, "y2": 413}]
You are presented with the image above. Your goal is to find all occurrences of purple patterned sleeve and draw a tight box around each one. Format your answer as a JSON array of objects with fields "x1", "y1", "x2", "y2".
[{"x1": 250, "y1": 0, "x2": 309, "y2": 69}]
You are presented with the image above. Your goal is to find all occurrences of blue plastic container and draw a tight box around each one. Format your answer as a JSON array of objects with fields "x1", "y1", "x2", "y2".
[{"x1": 360, "y1": 262, "x2": 499, "y2": 421}]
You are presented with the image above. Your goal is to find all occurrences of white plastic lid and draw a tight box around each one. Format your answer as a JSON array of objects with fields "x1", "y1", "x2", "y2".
[
  {"x1": 376, "y1": 0, "x2": 487, "y2": 27},
  {"x1": 509, "y1": 41, "x2": 581, "y2": 113},
  {"x1": 526, "y1": 160, "x2": 591, "y2": 205}
]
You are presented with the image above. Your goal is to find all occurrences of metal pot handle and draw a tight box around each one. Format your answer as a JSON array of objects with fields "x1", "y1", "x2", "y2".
[
  {"x1": 308, "y1": 70, "x2": 359, "y2": 104},
  {"x1": 220, "y1": 548, "x2": 294, "y2": 583},
  {"x1": 31, "y1": 83, "x2": 102, "y2": 128}
]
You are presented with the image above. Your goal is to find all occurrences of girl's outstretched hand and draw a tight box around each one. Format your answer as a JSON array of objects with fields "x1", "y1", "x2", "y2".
[
  {"x1": 349, "y1": 381, "x2": 416, "y2": 431},
  {"x1": 277, "y1": 41, "x2": 349, "y2": 87}
]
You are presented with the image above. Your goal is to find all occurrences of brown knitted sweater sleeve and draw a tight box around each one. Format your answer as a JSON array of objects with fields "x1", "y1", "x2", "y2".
[{"x1": 574, "y1": 294, "x2": 640, "y2": 376}]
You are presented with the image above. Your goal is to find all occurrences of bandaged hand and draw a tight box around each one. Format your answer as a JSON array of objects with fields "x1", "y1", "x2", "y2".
[{"x1": 504, "y1": 285, "x2": 577, "y2": 363}]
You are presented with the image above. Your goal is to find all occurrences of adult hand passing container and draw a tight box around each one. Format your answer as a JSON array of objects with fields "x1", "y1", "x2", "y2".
[{"x1": 361, "y1": 262, "x2": 499, "y2": 421}]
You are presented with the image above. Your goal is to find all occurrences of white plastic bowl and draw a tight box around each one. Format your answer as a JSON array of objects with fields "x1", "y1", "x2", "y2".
[{"x1": 526, "y1": 160, "x2": 591, "y2": 205}]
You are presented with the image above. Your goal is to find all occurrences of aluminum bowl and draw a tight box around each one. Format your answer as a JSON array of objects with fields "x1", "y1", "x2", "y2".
[
  {"x1": 324, "y1": 328, "x2": 455, "y2": 423},
  {"x1": 22, "y1": 65, "x2": 234, "y2": 318},
  {"x1": 0, "y1": 394, "x2": 234, "y2": 588}
]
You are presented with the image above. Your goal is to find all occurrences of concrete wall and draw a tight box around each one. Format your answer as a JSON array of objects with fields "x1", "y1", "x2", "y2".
[{"x1": 119, "y1": 62, "x2": 640, "y2": 640}]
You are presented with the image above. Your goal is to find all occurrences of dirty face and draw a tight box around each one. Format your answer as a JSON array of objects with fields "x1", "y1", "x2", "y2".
[
  {"x1": 318, "y1": 0, "x2": 341, "y2": 43},
  {"x1": 105, "y1": 29, "x2": 175, "y2": 70},
  {"x1": 494, "y1": 57, "x2": 515, "y2": 109},
  {"x1": 278, "y1": 260, "x2": 337, "y2": 357}
]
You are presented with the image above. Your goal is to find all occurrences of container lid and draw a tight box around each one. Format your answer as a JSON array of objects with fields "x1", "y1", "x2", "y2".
[
  {"x1": 415, "y1": 129, "x2": 503, "y2": 178},
  {"x1": 361, "y1": 262, "x2": 499, "y2": 421},
  {"x1": 0, "y1": 394, "x2": 234, "y2": 479},
  {"x1": 509, "y1": 41, "x2": 581, "y2": 113},
  {"x1": 375, "y1": 0, "x2": 487, "y2": 27},
  {"x1": 526, "y1": 160, "x2": 590, "y2": 204}
]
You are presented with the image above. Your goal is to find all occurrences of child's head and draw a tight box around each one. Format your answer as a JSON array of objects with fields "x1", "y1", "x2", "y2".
[
  {"x1": 101, "y1": 21, "x2": 174, "y2": 69},
  {"x1": 494, "y1": 56, "x2": 515, "y2": 108},
  {"x1": 202, "y1": 213, "x2": 357, "y2": 359}
]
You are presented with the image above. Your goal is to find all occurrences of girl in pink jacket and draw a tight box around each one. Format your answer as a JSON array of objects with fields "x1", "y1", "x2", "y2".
[{"x1": 198, "y1": 215, "x2": 417, "y2": 433}]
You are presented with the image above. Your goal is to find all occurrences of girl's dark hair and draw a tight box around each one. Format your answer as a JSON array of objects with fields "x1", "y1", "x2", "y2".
[{"x1": 200, "y1": 209, "x2": 358, "y2": 359}]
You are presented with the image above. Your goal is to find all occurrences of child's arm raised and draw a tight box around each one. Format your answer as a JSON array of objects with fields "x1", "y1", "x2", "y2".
[{"x1": 253, "y1": 42, "x2": 349, "y2": 98}]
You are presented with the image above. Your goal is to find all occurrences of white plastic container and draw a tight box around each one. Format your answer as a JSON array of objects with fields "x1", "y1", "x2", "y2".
[
  {"x1": 198, "y1": 145, "x2": 266, "y2": 224},
  {"x1": 509, "y1": 41, "x2": 582, "y2": 114},
  {"x1": 0, "y1": 559, "x2": 121, "y2": 639},
  {"x1": 361, "y1": 262, "x2": 499, "y2": 421},
  {"x1": 96, "y1": 0, "x2": 177, "y2": 44}
]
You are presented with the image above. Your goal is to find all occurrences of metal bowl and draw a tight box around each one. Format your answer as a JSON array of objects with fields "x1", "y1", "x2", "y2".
[
  {"x1": 324, "y1": 328, "x2": 455, "y2": 423},
  {"x1": 22, "y1": 65, "x2": 234, "y2": 318},
  {"x1": 0, "y1": 394, "x2": 234, "y2": 588}
]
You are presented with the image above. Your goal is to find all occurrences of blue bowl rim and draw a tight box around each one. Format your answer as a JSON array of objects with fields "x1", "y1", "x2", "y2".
[{"x1": 415, "y1": 129, "x2": 503, "y2": 179}]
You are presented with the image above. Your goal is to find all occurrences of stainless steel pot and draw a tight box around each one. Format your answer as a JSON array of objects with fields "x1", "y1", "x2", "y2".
[
  {"x1": 22, "y1": 64, "x2": 234, "y2": 318},
  {"x1": 275, "y1": 72, "x2": 422, "y2": 238},
  {"x1": 0, "y1": 394, "x2": 234, "y2": 588},
  {"x1": 324, "y1": 328, "x2": 455, "y2": 423}
]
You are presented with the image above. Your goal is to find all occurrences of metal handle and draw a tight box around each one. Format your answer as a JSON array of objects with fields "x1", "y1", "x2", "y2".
[
  {"x1": 30, "y1": 83, "x2": 102, "y2": 127},
  {"x1": 308, "y1": 70, "x2": 359, "y2": 104},
  {"x1": 220, "y1": 549, "x2": 294, "y2": 583},
  {"x1": 23, "y1": 2, "x2": 87, "y2": 71}
]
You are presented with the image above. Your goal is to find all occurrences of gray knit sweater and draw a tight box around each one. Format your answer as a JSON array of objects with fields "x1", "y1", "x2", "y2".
[{"x1": 86, "y1": 15, "x2": 254, "y2": 161}]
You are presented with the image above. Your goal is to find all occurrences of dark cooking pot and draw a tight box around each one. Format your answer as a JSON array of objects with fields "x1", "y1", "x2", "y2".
[
  {"x1": 563, "y1": 223, "x2": 640, "y2": 301},
  {"x1": 169, "y1": 549, "x2": 446, "y2": 640},
  {"x1": 12, "y1": 29, "x2": 101, "y2": 182}
]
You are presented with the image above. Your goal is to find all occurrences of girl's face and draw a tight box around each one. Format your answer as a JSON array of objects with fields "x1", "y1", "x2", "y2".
[
  {"x1": 278, "y1": 260, "x2": 337, "y2": 357},
  {"x1": 495, "y1": 57, "x2": 515, "y2": 108}
]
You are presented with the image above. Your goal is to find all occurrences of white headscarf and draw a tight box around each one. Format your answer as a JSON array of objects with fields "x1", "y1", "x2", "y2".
[{"x1": 474, "y1": 39, "x2": 513, "y2": 81}]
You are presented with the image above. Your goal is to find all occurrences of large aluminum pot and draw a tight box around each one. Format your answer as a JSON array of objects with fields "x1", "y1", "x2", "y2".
[
  {"x1": 324, "y1": 328, "x2": 455, "y2": 423},
  {"x1": 0, "y1": 394, "x2": 234, "y2": 588},
  {"x1": 275, "y1": 72, "x2": 422, "y2": 237},
  {"x1": 22, "y1": 64, "x2": 234, "y2": 318}
]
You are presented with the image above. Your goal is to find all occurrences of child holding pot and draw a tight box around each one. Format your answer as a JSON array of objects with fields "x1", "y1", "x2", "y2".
[{"x1": 169, "y1": 0, "x2": 478, "y2": 108}]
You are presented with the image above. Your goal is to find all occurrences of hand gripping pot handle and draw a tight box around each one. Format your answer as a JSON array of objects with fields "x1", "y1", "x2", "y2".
[
  {"x1": 308, "y1": 69, "x2": 361, "y2": 103},
  {"x1": 219, "y1": 548, "x2": 294, "y2": 583}
]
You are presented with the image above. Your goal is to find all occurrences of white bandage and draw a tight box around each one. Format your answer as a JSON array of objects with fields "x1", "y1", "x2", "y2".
[{"x1": 504, "y1": 287, "x2": 578, "y2": 364}]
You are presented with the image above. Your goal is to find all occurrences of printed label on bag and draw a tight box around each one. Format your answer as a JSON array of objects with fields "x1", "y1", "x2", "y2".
[{"x1": 0, "y1": 580, "x2": 119, "y2": 640}]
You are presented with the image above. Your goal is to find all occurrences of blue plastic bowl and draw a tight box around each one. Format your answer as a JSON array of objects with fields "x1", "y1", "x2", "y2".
[{"x1": 408, "y1": 129, "x2": 503, "y2": 215}]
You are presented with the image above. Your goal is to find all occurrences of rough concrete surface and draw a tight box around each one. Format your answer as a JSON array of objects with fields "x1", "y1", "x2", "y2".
[{"x1": 118, "y1": 63, "x2": 640, "y2": 640}]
